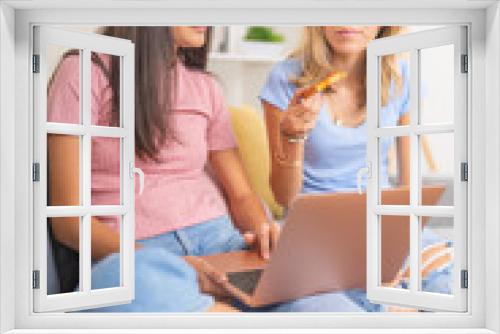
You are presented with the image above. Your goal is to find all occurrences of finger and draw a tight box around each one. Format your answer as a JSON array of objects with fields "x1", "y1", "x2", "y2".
[
  {"x1": 198, "y1": 258, "x2": 227, "y2": 284},
  {"x1": 303, "y1": 94, "x2": 322, "y2": 113},
  {"x1": 303, "y1": 92, "x2": 319, "y2": 104},
  {"x1": 290, "y1": 87, "x2": 309, "y2": 106},
  {"x1": 290, "y1": 109, "x2": 315, "y2": 126},
  {"x1": 258, "y1": 224, "x2": 270, "y2": 260},
  {"x1": 270, "y1": 223, "x2": 281, "y2": 249},
  {"x1": 312, "y1": 95, "x2": 324, "y2": 111},
  {"x1": 197, "y1": 271, "x2": 229, "y2": 297},
  {"x1": 290, "y1": 104, "x2": 309, "y2": 120},
  {"x1": 243, "y1": 232, "x2": 256, "y2": 246},
  {"x1": 301, "y1": 112, "x2": 316, "y2": 123},
  {"x1": 286, "y1": 119, "x2": 308, "y2": 136},
  {"x1": 198, "y1": 272, "x2": 209, "y2": 292},
  {"x1": 298, "y1": 116, "x2": 316, "y2": 132}
]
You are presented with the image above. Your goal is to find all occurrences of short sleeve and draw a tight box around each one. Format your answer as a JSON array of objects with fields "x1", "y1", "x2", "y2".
[
  {"x1": 259, "y1": 60, "x2": 298, "y2": 111},
  {"x1": 47, "y1": 55, "x2": 81, "y2": 123},
  {"x1": 397, "y1": 60, "x2": 410, "y2": 118},
  {"x1": 47, "y1": 55, "x2": 112, "y2": 125},
  {"x1": 206, "y1": 79, "x2": 237, "y2": 151}
]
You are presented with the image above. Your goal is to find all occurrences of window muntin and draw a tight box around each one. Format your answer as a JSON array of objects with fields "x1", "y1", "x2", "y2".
[
  {"x1": 33, "y1": 26, "x2": 136, "y2": 312},
  {"x1": 366, "y1": 25, "x2": 467, "y2": 312}
]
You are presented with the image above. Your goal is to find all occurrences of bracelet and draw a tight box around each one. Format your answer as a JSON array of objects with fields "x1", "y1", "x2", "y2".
[
  {"x1": 281, "y1": 129, "x2": 308, "y2": 144},
  {"x1": 278, "y1": 159, "x2": 302, "y2": 168},
  {"x1": 286, "y1": 134, "x2": 308, "y2": 143}
]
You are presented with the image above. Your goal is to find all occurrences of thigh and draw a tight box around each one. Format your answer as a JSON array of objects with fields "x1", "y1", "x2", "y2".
[
  {"x1": 138, "y1": 230, "x2": 186, "y2": 256},
  {"x1": 185, "y1": 215, "x2": 246, "y2": 256},
  {"x1": 422, "y1": 266, "x2": 452, "y2": 294},
  {"x1": 418, "y1": 228, "x2": 453, "y2": 294},
  {"x1": 81, "y1": 247, "x2": 214, "y2": 312},
  {"x1": 239, "y1": 291, "x2": 367, "y2": 312}
]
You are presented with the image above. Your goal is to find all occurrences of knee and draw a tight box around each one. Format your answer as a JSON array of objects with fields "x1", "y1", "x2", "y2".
[
  {"x1": 89, "y1": 247, "x2": 214, "y2": 312},
  {"x1": 134, "y1": 247, "x2": 198, "y2": 282}
]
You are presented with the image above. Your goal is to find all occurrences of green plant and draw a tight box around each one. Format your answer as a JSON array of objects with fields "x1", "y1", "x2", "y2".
[{"x1": 244, "y1": 26, "x2": 285, "y2": 43}]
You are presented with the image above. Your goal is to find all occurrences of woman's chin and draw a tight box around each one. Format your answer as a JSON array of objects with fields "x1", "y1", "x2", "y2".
[
  {"x1": 181, "y1": 37, "x2": 206, "y2": 48},
  {"x1": 332, "y1": 45, "x2": 367, "y2": 56}
]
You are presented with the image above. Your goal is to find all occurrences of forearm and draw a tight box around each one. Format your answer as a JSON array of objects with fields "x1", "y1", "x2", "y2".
[
  {"x1": 48, "y1": 129, "x2": 142, "y2": 263},
  {"x1": 51, "y1": 217, "x2": 140, "y2": 261},
  {"x1": 89, "y1": 218, "x2": 123, "y2": 261},
  {"x1": 262, "y1": 97, "x2": 317, "y2": 208},
  {"x1": 397, "y1": 135, "x2": 410, "y2": 186},
  {"x1": 228, "y1": 193, "x2": 270, "y2": 233},
  {"x1": 270, "y1": 136, "x2": 304, "y2": 207}
]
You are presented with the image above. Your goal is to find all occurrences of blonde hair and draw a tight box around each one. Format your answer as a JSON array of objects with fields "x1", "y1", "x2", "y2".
[{"x1": 289, "y1": 26, "x2": 405, "y2": 107}]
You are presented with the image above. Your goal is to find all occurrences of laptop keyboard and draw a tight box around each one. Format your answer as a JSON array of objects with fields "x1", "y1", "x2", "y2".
[{"x1": 227, "y1": 269, "x2": 263, "y2": 295}]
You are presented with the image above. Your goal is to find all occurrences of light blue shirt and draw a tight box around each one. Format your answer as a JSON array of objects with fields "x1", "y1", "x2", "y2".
[{"x1": 259, "y1": 58, "x2": 409, "y2": 193}]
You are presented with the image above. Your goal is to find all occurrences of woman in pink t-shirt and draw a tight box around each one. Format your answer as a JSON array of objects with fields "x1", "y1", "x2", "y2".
[{"x1": 48, "y1": 26, "x2": 279, "y2": 312}]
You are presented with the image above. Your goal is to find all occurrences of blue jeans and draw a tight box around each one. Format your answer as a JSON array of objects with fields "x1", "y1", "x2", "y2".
[
  {"x1": 83, "y1": 215, "x2": 245, "y2": 312},
  {"x1": 84, "y1": 215, "x2": 451, "y2": 312}
]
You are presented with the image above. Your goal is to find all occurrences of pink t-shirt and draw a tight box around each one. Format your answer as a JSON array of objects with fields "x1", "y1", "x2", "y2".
[{"x1": 48, "y1": 55, "x2": 236, "y2": 239}]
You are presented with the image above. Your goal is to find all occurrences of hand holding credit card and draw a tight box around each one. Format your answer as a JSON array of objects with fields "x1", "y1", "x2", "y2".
[
  {"x1": 299, "y1": 70, "x2": 348, "y2": 99},
  {"x1": 279, "y1": 71, "x2": 347, "y2": 142}
]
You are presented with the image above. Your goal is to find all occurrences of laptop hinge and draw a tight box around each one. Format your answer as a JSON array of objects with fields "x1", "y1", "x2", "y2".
[{"x1": 461, "y1": 269, "x2": 468, "y2": 289}]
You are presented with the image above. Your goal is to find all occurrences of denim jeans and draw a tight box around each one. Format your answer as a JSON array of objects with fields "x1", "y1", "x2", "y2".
[
  {"x1": 83, "y1": 215, "x2": 451, "y2": 312},
  {"x1": 82, "y1": 215, "x2": 245, "y2": 312}
]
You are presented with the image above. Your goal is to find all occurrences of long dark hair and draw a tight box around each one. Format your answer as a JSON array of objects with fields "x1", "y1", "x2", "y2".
[
  {"x1": 100, "y1": 26, "x2": 212, "y2": 160},
  {"x1": 51, "y1": 27, "x2": 212, "y2": 160},
  {"x1": 47, "y1": 27, "x2": 212, "y2": 293}
]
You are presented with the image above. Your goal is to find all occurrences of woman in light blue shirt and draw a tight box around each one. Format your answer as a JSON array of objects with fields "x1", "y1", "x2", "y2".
[
  {"x1": 258, "y1": 26, "x2": 451, "y2": 312},
  {"x1": 261, "y1": 26, "x2": 410, "y2": 203}
]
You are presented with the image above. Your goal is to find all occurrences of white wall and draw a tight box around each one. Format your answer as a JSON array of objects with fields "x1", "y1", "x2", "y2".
[{"x1": 208, "y1": 26, "x2": 300, "y2": 110}]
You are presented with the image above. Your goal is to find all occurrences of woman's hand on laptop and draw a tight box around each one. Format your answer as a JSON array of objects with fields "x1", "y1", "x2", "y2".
[
  {"x1": 243, "y1": 221, "x2": 281, "y2": 260},
  {"x1": 184, "y1": 256, "x2": 233, "y2": 298}
]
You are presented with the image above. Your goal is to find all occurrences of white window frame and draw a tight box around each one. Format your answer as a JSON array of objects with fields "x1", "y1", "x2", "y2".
[
  {"x1": 32, "y1": 26, "x2": 136, "y2": 312},
  {"x1": 0, "y1": 1, "x2": 498, "y2": 333},
  {"x1": 366, "y1": 25, "x2": 468, "y2": 312}
]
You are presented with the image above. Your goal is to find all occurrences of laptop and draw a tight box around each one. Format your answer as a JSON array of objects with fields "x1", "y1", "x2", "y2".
[{"x1": 198, "y1": 186, "x2": 445, "y2": 307}]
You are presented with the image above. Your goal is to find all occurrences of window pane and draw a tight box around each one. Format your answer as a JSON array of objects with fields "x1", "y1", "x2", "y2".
[
  {"x1": 380, "y1": 215, "x2": 410, "y2": 289},
  {"x1": 47, "y1": 45, "x2": 81, "y2": 124},
  {"x1": 91, "y1": 137, "x2": 121, "y2": 205},
  {"x1": 419, "y1": 44, "x2": 454, "y2": 125},
  {"x1": 379, "y1": 51, "x2": 410, "y2": 128},
  {"x1": 91, "y1": 216, "x2": 121, "y2": 290},
  {"x1": 379, "y1": 136, "x2": 410, "y2": 205},
  {"x1": 47, "y1": 134, "x2": 81, "y2": 206},
  {"x1": 47, "y1": 217, "x2": 80, "y2": 295},
  {"x1": 91, "y1": 52, "x2": 121, "y2": 127},
  {"x1": 419, "y1": 133, "x2": 453, "y2": 206},
  {"x1": 420, "y1": 216, "x2": 453, "y2": 295}
]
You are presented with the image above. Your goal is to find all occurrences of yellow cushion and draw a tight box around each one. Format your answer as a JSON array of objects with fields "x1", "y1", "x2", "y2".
[{"x1": 228, "y1": 105, "x2": 284, "y2": 219}]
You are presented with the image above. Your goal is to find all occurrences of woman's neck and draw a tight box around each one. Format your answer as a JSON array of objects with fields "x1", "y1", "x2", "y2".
[{"x1": 330, "y1": 51, "x2": 366, "y2": 85}]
